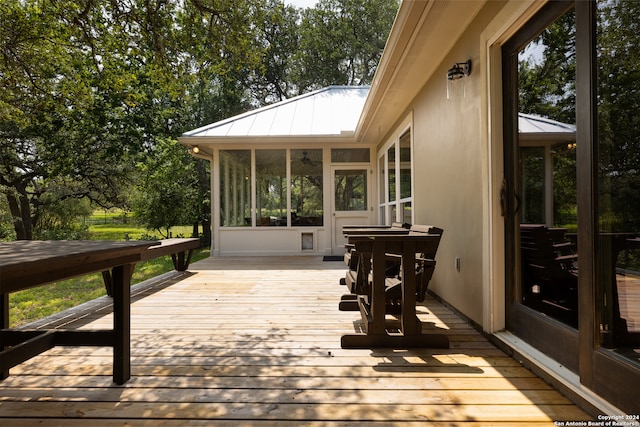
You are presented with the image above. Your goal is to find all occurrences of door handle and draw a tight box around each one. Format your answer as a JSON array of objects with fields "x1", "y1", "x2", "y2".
[
  {"x1": 500, "y1": 179, "x2": 507, "y2": 217},
  {"x1": 500, "y1": 179, "x2": 520, "y2": 216}
]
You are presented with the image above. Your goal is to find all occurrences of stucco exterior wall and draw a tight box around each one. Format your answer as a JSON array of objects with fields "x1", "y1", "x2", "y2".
[{"x1": 392, "y1": 2, "x2": 506, "y2": 326}]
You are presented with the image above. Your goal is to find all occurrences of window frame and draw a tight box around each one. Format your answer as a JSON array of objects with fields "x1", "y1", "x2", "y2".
[{"x1": 377, "y1": 117, "x2": 413, "y2": 225}]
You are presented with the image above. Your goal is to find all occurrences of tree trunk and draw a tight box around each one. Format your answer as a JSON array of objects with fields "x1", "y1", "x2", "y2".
[{"x1": 5, "y1": 188, "x2": 33, "y2": 240}]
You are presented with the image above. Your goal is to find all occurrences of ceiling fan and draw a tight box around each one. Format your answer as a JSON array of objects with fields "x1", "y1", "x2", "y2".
[{"x1": 300, "y1": 151, "x2": 318, "y2": 166}]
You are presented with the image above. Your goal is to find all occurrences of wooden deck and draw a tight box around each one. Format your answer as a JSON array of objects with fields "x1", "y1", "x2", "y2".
[{"x1": 0, "y1": 256, "x2": 593, "y2": 426}]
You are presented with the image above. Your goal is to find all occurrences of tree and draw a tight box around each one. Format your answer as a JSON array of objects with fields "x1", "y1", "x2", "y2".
[
  {"x1": 0, "y1": 0, "x2": 260, "y2": 240},
  {"x1": 247, "y1": 0, "x2": 301, "y2": 103},
  {"x1": 597, "y1": 0, "x2": 640, "y2": 231},
  {"x1": 294, "y1": 0, "x2": 399, "y2": 91},
  {"x1": 1, "y1": 0, "x2": 399, "y2": 241},
  {"x1": 130, "y1": 139, "x2": 195, "y2": 237}
]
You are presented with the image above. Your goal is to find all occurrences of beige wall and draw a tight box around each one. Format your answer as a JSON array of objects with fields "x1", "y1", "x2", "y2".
[{"x1": 378, "y1": 1, "x2": 507, "y2": 326}]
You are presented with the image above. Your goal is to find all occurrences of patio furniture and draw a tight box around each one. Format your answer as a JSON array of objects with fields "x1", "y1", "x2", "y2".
[
  {"x1": 520, "y1": 224, "x2": 578, "y2": 326},
  {"x1": 340, "y1": 228, "x2": 448, "y2": 349},
  {"x1": 0, "y1": 240, "x2": 158, "y2": 384},
  {"x1": 340, "y1": 225, "x2": 442, "y2": 311},
  {"x1": 340, "y1": 222, "x2": 411, "y2": 290},
  {"x1": 102, "y1": 237, "x2": 201, "y2": 296}
]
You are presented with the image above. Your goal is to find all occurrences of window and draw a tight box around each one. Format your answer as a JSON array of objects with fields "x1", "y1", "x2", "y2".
[
  {"x1": 219, "y1": 148, "x2": 325, "y2": 228},
  {"x1": 291, "y1": 149, "x2": 323, "y2": 226},
  {"x1": 219, "y1": 150, "x2": 251, "y2": 227},
  {"x1": 378, "y1": 128, "x2": 413, "y2": 224},
  {"x1": 331, "y1": 148, "x2": 370, "y2": 162},
  {"x1": 256, "y1": 150, "x2": 286, "y2": 226},
  {"x1": 334, "y1": 169, "x2": 367, "y2": 211}
]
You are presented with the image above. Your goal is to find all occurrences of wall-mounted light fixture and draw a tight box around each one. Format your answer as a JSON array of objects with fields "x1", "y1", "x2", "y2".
[
  {"x1": 447, "y1": 60, "x2": 472, "y2": 81},
  {"x1": 446, "y1": 59, "x2": 472, "y2": 100},
  {"x1": 190, "y1": 145, "x2": 200, "y2": 154}
]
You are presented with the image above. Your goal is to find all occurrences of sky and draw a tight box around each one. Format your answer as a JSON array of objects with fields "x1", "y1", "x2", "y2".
[{"x1": 284, "y1": 0, "x2": 318, "y2": 9}]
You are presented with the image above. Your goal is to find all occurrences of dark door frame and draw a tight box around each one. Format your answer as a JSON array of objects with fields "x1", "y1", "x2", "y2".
[
  {"x1": 503, "y1": 0, "x2": 640, "y2": 413},
  {"x1": 502, "y1": 0, "x2": 579, "y2": 373}
]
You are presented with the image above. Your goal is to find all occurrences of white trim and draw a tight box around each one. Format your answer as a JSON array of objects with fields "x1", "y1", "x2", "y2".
[
  {"x1": 376, "y1": 112, "x2": 414, "y2": 225},
  {"x1": 480, "y1": 0, "x2": 545, "y2": 334}
]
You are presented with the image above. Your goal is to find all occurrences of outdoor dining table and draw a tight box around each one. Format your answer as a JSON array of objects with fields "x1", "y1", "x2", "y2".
[{"x1": 0, "y1": 240, "x2": 158, "y2": 384}]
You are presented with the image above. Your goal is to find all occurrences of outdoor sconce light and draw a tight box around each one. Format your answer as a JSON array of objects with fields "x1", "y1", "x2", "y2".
[
  {"x1": 190, "y1": 145, "x2": 200, "y2": 154},
  {"x1": 446, "y1": 59, "x2": 472, "y2": 100}
]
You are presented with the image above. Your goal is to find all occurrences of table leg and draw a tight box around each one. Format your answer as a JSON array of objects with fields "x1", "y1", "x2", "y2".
[
  {"x1": 111, "y1": 263, "x2": 134, "y2": 385},
  {"x1": 1, "y1": 292, "x2": 8, "y2": 379},
  {"x1": 369, "y1": 242, "x2": 387, "y2": 335},
  {"x1": 172, "y1": 249, "x2": 195, "y2": 271},
  {"x1": 401, "y1": 240, "x2": 419, "y2": 336}
]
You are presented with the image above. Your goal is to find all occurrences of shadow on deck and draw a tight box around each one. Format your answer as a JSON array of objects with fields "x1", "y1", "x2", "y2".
[{"x1": 0, "y1": 256, "x2": 593, "y2": 426}]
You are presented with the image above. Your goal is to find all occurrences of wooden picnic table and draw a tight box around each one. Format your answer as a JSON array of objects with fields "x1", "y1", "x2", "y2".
[
  {"x1": 0, "y1": 240, "x2": 158, "y2": 384},
  {"x1": 340, "y1": 233, "x2": 449, "y2": 349}
]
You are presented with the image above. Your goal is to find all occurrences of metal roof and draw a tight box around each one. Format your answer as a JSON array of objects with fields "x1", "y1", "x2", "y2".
[
  {"x1": 518, "y1": 113, "x2": 576, "y2": 134},
  {"x1": 182, "y1": 86, "x2": 370, "y2": 139},
  {"x1": 181, "y1": 88, "x2": 575, "y2": 143}
]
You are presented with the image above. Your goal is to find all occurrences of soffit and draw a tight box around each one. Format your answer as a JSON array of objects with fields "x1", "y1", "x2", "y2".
[{"x1": 356, "y1": 0, "x2": 487, "y2": 143}]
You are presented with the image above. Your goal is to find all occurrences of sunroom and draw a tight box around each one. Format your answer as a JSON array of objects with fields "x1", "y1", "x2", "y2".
[{"x1": 179, "y1": 86, "x2": 389, "y2": 256}]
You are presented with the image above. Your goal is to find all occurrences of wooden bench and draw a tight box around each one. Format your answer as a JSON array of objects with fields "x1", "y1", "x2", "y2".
[
  {"x1": 102, "y1": 238, "x2": 201, "y2": 296},
  {"x1": 339, "y1": 231, "x2": 448, "y2": 349},
  {"x1": 340, "y1": 225, "x2": 441, "y2": 308},
  {"x1": 341, "y1": 222, "x2": 411, "y2": 290}
]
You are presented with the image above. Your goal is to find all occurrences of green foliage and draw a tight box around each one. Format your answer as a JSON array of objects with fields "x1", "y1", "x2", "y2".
[
  {"x1": 294, "y1": 0, "x2": 399, "y2": 91},
  {"x1": 518, "y1": 11, "x2": 576, "y2": 124},
  {"x1": 1, "y1": 0, "x2": 398, "y2": 241},
  {"x1": 597, "y1": 0, "x2": 640, "y2": 232},
  {"x1": 130, "y1": 138, "x2": 204, "y2": 237}
]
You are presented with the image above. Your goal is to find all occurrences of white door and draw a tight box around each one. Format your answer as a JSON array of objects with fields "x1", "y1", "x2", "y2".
[{"x1": 331, "y1": 167, "x2": 372, "y2": 254}]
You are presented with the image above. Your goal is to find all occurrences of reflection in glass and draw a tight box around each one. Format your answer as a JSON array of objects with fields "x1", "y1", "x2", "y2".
[
  {"x1": 597, "y1": 0, "x2": 640, "y2": 357},
  {"x1": 520, "y1": 147, "x2": 545, "y2": 224},
  {"x1": 291, "y1": 149, "x2": 323, "y2": 226},
  {"x1": 331, "y1": 148, "x2": 370, "y2": 163},
  {"x1": 335, "y1": 170, "x2": 367, "y2": 211},
  {"x1": 401, "y1": 201, "x2": 412, "y2": 225},
  {"x1": 517, "y1": 8, "x2": 578, "y2": 328},
  {"x1": 400, "y1": 131, "x2": 412, "y2": 200},
  {"x1": 220, "y1": 150, "x2": 251, "y2": 227},
  {"x1": 387, "y1": 146, "x2": 396, "y2": 202},
  {"x1": 256, "y1": 150, "x2": 286, "y2": 226}
]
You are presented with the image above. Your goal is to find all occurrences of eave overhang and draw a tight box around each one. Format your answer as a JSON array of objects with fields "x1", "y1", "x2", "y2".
[{"x1": 355, "y1": 0, "x2": 487, "y2": 143}]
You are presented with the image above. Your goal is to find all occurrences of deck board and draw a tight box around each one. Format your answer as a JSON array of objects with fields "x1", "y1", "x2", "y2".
[{"x1": 0, "y1": 256, "x2": 593, "y2": 425}]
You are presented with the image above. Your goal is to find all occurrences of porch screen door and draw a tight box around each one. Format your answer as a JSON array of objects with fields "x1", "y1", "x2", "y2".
[{"x1": 331, "y1": 167, "x2": 371, "y2": 254}]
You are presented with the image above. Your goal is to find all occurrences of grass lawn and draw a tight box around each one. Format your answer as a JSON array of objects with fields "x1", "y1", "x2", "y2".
[
  {"x1": 9, "y1": 211, "x2": 209, "y2": 327},
  {"x1": 87, "y1": 210, "x2": 200, "y2": 240}
]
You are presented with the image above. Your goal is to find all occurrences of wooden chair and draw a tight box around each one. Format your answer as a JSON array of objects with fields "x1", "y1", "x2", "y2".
[{"x1": 520, "y1": 224, "x2": 578, "y2": 325}]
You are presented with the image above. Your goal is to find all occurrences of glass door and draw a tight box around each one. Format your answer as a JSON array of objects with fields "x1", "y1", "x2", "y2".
[
  {"x1": 503, "y1": 1, "x2": 640, "y2": 411},
  {"x1": 502, "y1": 1, "x2": 579, "y2": 372},
  {"x1": 592, "y1": 0, "x2": 640, "y2": 407}
]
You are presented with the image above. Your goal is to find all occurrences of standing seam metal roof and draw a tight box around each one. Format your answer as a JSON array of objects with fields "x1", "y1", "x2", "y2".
[{"x1": 182, "y1": 86, "x2": 370, "y2": 138}]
